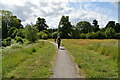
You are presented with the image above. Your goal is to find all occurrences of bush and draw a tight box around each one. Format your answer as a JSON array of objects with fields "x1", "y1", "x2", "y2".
[
  {"x1": 24, "y1": 24, "x2": 38, "y2": 42},
  {"x1": 2, "y1": 37, "x2": 11, "y2": 47},
  {"x1": 37, "y1": 31, "x2": 49, "y2": 39},
  {"x1": 105, "y1": 28, "x2": 115, "y2": 39},
  {"x1": 86, "y1": 32, "x2": 96, "y2": 39},
  {"x1": 80, "y1": 33, "x2": 86, "y2": 39},
  {"x1": 95, "y1": 31, "x2": 106, "y2": 39},
  {"x1": 15, "y1": 36, "x2": 23, "y2": 44},
  {"x1": 42, "y1": 33, "x2": 48, "y2": 39},
  {"x1": 52, "y1": 32, "x2": 57, "y2": 39},
  {"x1": 113, "y1": 33, "x2": 120, "y2": 39}
]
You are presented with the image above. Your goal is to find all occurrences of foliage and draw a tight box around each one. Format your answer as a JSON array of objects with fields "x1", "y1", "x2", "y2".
[
  {"x1": 105, "y1": 21, "x2": 115, "y2": 29},
  {"x1": 76, "y1": 21, "x2": 92, "y2": 33},
  {"x1": 16, "y1": 29, "x2": 25, "y2": 38},
  {"x1": 92, "y1": 19, "x2": 100, "y2": 32},
  {"x1": 24, "y1": 24, "x2": 38, "y2": 42},
  {"x1": 2, "y1": 37, "x2": 11, "y2": 47},
  {"x1": 35, "y1": 17, "x2": 48, "y2": 32},
  {"x1": 15, "y1": 36, "x2": 23, "y2": 44},
  {"x1": 37, "y1": 31, "x2": 49, "y2": 39},
  {"x1": 52, "y1": 32, "x2": 58, "y2": 39},
  {"x1": 113, "y1": 33, "x2": 120, "y2": 39},
  {"x1": 114, "y1": 23, "x2": 120, "y2": 33},
  {"x1": 105, "y1": 27, "x2": 115, "y2": 39},
  {"x1": 95, "y1": 31, "x2": 106, "y2": 39},
  {"x1": 0, "y1": 10, "x2": 23, "y2": 39},
  {"x1": 58, "y1": 16, "x2": 73, "y2": 38},
  {"x1": 8, "y1": 27, "x2": 17, "y2": 38},
  {"x1": 86, "y1": 32, "x2": 96, "y2": 39},
  {"x1": 42, "y1": 33, "x2": 48, "y2": 39},
  {"x1": 80, "y1": 33, "x2": 86, "y2": 39}
]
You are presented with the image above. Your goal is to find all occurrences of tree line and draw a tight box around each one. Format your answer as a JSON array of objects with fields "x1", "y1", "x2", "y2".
[{"x1": 0, "y1": 10, "x2": 120, "y2": 47}]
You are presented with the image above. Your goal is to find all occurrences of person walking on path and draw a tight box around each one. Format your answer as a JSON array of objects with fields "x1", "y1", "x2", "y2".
[
  {"x1": 54, "y1": 38, "x2": 56, "y2": 43},
  {"x1": 57, "y1": 36, "x2": 61, "y2": 49}
]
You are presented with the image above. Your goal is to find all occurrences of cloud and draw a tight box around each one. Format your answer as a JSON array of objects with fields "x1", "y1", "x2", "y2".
[{"x1": 0, "y1": 0, "x2": 118, "y2": 28}]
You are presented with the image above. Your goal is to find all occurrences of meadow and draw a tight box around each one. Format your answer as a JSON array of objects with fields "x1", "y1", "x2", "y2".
[
  {"x1": 62, "y1": 39, "x2": 119, "y2": 78},
  {"x1": 2, "y1": 40, "x2": 56, "y2": 78}
]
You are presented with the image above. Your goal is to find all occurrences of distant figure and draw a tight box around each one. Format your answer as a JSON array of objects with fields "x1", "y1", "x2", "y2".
[
  {"x1": 57, "y1": 36, "x2": 61, "y2": 49},
  {"x1": 54, "y1": 38, "x2": 56, "y2": 43}
]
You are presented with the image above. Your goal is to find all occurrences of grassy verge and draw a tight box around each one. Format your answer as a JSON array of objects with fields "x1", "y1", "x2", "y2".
[
  {"x1": 2, "y1": 40, "x2": 56, "y2": 78},
  {"x1": 62, "y1": 39, "x2": 118, "y2": 78}
]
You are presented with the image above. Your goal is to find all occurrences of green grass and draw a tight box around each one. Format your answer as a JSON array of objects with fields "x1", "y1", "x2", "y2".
[
  {"x1": 62, "y1": 39, "x2": 118, "y2": 78},
  {"x1": 2, "y1": 40, "x2": 56, "y2": 78}
]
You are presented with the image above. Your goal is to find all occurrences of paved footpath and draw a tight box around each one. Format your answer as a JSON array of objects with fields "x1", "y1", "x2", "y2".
[{"x1": 47, "y1": 41, "x2": 80, "y2": 78}]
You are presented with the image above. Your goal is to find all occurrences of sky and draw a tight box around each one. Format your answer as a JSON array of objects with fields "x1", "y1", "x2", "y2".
[{"x1": 0, "y1": 0, "x2": 119, "y2": 28}]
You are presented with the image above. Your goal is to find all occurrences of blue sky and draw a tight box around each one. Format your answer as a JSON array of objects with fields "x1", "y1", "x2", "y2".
[{"x1": 0, "y1": 0, "x2": 119, "y2": 28}]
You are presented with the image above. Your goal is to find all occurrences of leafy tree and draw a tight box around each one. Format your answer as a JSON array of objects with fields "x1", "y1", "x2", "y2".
[
  {"x1": 15, "y1": 36, "x2": 23, "y2": 44},
  {"x1": 0, "y1": 10, "x2": 23, "y2": 39},
  {"x1": 73, "y1": 28, "x2": 80, "y2": 39},
  {"x1": 105, "y1": 21, "x2": 115, "y2": 29},
  {"x1": 16, "y1": 29, "x2": 25, "y2": 38},
  {"x1": 9, "y1": 16, "x2": 23, "y2": 29},
  {"x1": 58, "y1": 16, "x2": 73, "y2": 38},
  {"x1": 114, "y1": 23, "x2": 120, "y2": 33},
  {"x1": 105, "y1": 27, "x2": 115, "y2": 39},
  {"x1": 8, "y1": 27, "x2": 17, "y2": 38},
  {"x1": 35, "y1": 17, "x2": 48, "y2": 32},
  {"x1": 76, "y1": 21, "x2": 92, "y2": 33},
  {"x1": 92, "y1": 19, "x2": 100, "y2": 32},
  {"x1": 86, "y1": 32, "x2": 96, "y2": 39},
  {"x1": 24, "y1": 24, "x2": 38, "y2": 42},
  {"x1": 95, "y1": 31, "x2": 106, "y2": 39},
  {"x1": 52, "y1": 32, "x2": 58, "y2": 39},
  {"x1": 2, "y1": 37, "x2": 11, "y2": 47},
  {"x1": 80, "y1": 33, "x2": 86, "y2": 39},
  {"x1": 113, "y1": 33, "x2": 120, "y2": 39}
]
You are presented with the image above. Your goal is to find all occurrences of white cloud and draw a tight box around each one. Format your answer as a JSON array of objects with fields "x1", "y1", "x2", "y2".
[{"x1": 0, "y1": 0, "x2": 118, "y2": 28}]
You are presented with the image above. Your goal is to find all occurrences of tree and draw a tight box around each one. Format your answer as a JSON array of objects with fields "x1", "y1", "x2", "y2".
[
  {"x1": 105, "y1": 27, "x2": 115, "y2": 39},
  {"x1": 95, "y1": 31, "x2": 106, "y2": 39},
  {"x1": 0, "y1": 10, "x2": 23, "y2": 39},
  {"x1": 58, "y1": 16, "x2": 73, "y2": 38},
  {"x1": 114, "y1": 23, "x2": 120, "y2": 33},
  {"x1": 8, "y1": 27, "x2": 17, "y2": 38},
  {"x1": 24, "y1": 24, "x2": 38, "y2": 42},
  {"x1": 105, "y1": 21, "x2": 115, "y2": 29},
  {"x1": 92, "y1": 19, "x2": 100, "y2": 32},
  {"x1": 35, "y1": 17, "x2": 48, "y2": 32},
  {"x1": 76, "y1": 21, "x2": 92, "y2": 33}
]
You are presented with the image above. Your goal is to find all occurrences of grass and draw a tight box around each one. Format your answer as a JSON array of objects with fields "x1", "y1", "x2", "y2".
[
  {"x1": 2, "y1": 40, "x2": 57, "y2": 78},
  {"x1": 62, "y1": 39, "x2": 119, "y2": 78}
]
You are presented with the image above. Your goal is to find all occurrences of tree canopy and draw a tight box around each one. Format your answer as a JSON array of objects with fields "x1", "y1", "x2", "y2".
[
  {"x1": 58, "y1": 16, "x2": 73, "y2": 38},
  {"x1": 35, "y1": 17, "x2": 48, "y2": 32}
]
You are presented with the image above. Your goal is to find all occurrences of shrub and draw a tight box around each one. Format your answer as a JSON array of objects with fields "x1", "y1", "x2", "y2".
[
  {"x1": 95, "y1": 31, "x2": 106, "y2": 39},
  {"x1": 42, "y1": 33, "x2": 48, "y2": 39},
  {"x1": 86, "y1": 32, "x2": 96, "y2": 39},
  {"x1": 2, "y1": 40, "x2": 7, "y2": 47},
  {"x1": 37, "y1": 31, "x2": 48, "y2": 39},
  {"x1": 24, "y1": 24, "x2": 38, "y2": 42},
  {"x1": 80, "y1": 33, "x2": 86, "y2": 39},
  {"x1": 2, "y1": 37, "x2": 11, "y2": 47},
  {"x1": 105, "y1": 27, "x2": 115, "y2": 39},
  {"x1": 52, "y1": 32, "x2": 57, "y2": 39},
  {"x1": 113, "y1": 33, "x2": 120, "y2": 39},
  {"x1": 15, "y1": 36, "x2": 23, "y2": 44}
]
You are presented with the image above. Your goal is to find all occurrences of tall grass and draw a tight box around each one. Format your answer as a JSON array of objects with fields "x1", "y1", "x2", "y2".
[
  {"x1": 2, "y1": 41, "x2": 56, "y2": 78},
  {"x1": 62, "y1": 39, "x2": 118, "y2": 78}
]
